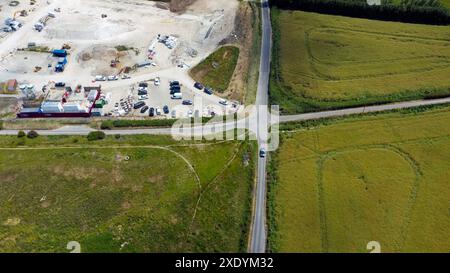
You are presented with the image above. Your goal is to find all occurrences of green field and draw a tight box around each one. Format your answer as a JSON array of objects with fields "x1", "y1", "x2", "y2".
[
  {"x1": 271, "y1": 10, "x2": 450, "y2": 113},
  {"x1": 190, "y1": 46, "x2": 240, "y2": 93},
  {"x1": 269, "y1": 106, "x2": 450, "y2": 252},
  {"x1": 441, "y1": 0, "x2": 450, "y2": 8},
  {"x1": 390, "y1": 0, "x2": 450, "y2": 8},
  {"x1": 0, "y1": 135, "x2": 256, "y2": 252}
]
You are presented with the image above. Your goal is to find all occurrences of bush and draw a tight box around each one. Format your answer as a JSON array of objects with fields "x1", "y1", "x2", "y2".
[
  {"x1": 100, "y1": 119, "x2": 177, "y2": 129},
  {"x1": 27, "y1": 130, "x2": 39, "y2": 139},
  {"x1": 17, "y1": 130, "x2": 26, "y2": 138},
  {"x1": 87, "y1": 131, "x2": 106, "y2": 141},
  {"x1": 100, "y1": 120, "x2": 113, "y2": 130}
]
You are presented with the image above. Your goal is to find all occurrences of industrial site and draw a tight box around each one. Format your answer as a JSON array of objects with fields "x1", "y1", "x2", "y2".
[{"x1": 0, "y1": 0, "x2": 242, "y2": 119}]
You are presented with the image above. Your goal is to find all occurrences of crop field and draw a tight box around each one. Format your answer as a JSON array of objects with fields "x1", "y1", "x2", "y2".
[
  {"x1": 270, "y1": 106, "x2": 450, "y2": 252},
  {"x1": 0, "y1": 135, "x2": 256, "y2": 253},
  {"x1": 442, "y1": 0, "x2": 450, "y2": 8},
  {"x1": 271, "y1": 10, "x2": 450, "y2": 113},
  {"x1": 190, "y1": 46, "x2": 240, "y2": 93}
]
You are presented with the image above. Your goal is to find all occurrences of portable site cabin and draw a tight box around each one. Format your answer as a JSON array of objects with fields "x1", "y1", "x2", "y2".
[
  {"x1": 6, "y1": 79, "x2": 18, "y2": 92},
  {"x1": 41, "y1": 101, "x2": 64, "y2": 113}
]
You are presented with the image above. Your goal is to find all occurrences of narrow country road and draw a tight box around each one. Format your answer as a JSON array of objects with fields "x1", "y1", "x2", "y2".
[
  {"x1": 249, "y1": 0, "x2": 272, "y2": 254},
  {"x1": 2, "y1": 97, "x2": 450, "y2": 136},
  {"x1": 279, "y1": 97, "x2": 450, "y2": 123}
]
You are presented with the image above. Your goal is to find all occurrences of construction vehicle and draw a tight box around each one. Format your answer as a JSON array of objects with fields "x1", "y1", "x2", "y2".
[
  {"x1": 13, "y1": 10, "x2": 27, "y2": 20},
  {"x1": 55, "y1": 57, "x2": 67, "y2": 73},
  {"x1": 62, "y1": 43, "x2": 71, "y2": 50},
  {"x1": 34, "y1": 13, "x2": 55, "y2": 32},
  {"x1": 110, "y1": 57, "x2": 119, "y2": 68}
]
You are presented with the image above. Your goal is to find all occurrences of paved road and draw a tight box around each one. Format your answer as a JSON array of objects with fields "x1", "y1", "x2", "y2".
[
  {"x1": 2, "y1": 97, "x2": 450, "y2": 136},
  {"x1": 279, "y1": 97, "x2": 450, "y2": 123},
  {"x1": 249, "y1": 0, "x2": 272, "y2": 254}
]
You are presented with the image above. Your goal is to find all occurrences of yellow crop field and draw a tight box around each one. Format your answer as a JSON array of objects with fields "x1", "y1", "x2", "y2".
[
  {"x1": 270, "y1": 107, "x2": 450, "y2": 252},
  {"x1": 271, "y1": 10, "x2": 450, "y2": 113}
]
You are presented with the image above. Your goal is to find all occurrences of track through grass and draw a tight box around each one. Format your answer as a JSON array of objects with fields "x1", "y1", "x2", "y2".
[{"x1": 0, "y1": 136, "x2": 256, "y2": 253}]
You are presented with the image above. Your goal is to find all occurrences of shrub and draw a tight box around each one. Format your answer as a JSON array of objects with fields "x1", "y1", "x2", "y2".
[
  {"x1": 87, "y1": 131, "x2": 106, "y2": 141},
  {"x1": 17, "y1": 130, "x2": 26, "y2": 138},
  {"x1": 100, "y1": 120, "x2": 113, "y2": 130},
  {"x1": 27, "y1": 130, "x2": 39, "y2": 139}
]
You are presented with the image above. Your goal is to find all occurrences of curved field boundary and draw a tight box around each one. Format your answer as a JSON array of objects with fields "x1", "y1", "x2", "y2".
[
  {"x1": 314, "y1": 144, "x2": 422, "y2": 252},
  {"x1": 303, "y1": 27, "x2": 450, "y2": 81}
]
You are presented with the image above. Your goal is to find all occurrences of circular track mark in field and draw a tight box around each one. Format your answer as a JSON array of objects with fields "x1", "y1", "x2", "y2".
[{"x1": 316, "y1": 145, "x2": 422, "y2": 252}]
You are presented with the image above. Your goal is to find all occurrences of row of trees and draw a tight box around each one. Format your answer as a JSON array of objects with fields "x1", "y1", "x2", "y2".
[{"x1": 271, "y1": 0, "x2": 450, "y2": 25}]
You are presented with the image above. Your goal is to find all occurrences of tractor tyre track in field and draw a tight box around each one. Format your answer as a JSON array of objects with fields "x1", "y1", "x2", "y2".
[
  {"x1": 186, "y1": 143, "x2": 243, "y2": 238},
  {"x1": 315, "y1": 144, "x2": 423, "y2": 252}
]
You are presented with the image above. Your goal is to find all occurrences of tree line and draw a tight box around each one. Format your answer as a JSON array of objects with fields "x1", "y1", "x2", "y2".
[{"x1": 271, "y1": 0, "x2": 450, "y2": 25}]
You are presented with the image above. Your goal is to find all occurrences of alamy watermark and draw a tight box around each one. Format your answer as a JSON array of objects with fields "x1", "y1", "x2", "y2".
[{"x1": 170, "y1": 100, "x2": 280, "y2": 151}]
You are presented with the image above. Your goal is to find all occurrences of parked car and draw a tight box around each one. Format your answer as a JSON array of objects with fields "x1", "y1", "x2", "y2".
[
  {"x1": 204, "y1": 87, "x2": 213, "y2": 95},
  {"x1": 194, "y1": 82, "x2": 204, "y2": 90},
  {"x1": 55, "y1": 82, "x2": 65, "y2": 88},
  {"x1": 154, "y1": 77, "x2": 160, "y2": 86},
  {"x1": 163, "y1": 105, "x2": 169, "y2": 114},
  {"x1": 155, "y1": 107, "x2": 162, "y2": 115},
  {"x1": 95, "y1": 75, "x2": 107, "y2": 81},
  {"x1": 170, "y1": 81, "x2": 180, "y2": 86},
  {"x1": 187, "y1": 110, "x2": 193, "y2": 118},
  {"x1": 170, "y1": 88, "x2": 180, "y2": 95},
  {"x1": 219, "y1": 99, "x2": 229, "y2": 106},
  {"x1": 108, "y1": 75, "x2": 119, "y2": 81},
  {"x1": 171, "y1": 110, "x2": 177, "y2": 118},
  {"x1": 149, "y1": 107, "x2": 155, "y2": 117},
  {"x1": 182, "y1": 100, "x2": 193, "y2": 105},
  {"x1": 170, "y1": 85, "x2": 181, "y2": 91},
  {"x1": 121, "y1": 74, "x2": 131, "y2": 79},
  {"x1": 171, "y1": 93, "x2": 182, "y2": 99},
  {"x1": 140, "y1": 106, "x2": 149, "y2": 113},
  {"x1": 139, "y1": 82, "x2": 148, "y2": 88},
  {"x1": 133, "y1": 101, "x2": 146, "y2": 109},
  {"x1": 138, "y1": 95, "x2": 148, "y2": 101}
]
